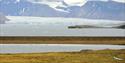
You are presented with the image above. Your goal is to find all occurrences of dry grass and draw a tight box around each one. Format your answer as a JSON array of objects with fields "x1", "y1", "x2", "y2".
[
  {"x1": 0, "y1": 37, "x2": 125, "y2": 44},
  {"x1": 0, "y1": 49, "x2": 125, "y2": 63}
]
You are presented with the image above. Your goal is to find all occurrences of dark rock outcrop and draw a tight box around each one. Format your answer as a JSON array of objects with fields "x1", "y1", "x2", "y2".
[{"x1": 116, "y1": 24, "x2": 125, "y2": 29}]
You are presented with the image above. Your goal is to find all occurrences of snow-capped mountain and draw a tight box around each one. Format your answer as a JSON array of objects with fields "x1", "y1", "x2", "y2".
[
  {"x1": 0, "y1": 0, "x2": 125, "y2": 21},
  {"x1": 0, "y1": 0, "x2": 67, "y2": 16},
  {"x1": 67, "y1": 0, "x2": 125, "y2": 21}
]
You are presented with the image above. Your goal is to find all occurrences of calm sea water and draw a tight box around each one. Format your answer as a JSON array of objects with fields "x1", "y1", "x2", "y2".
[
  {"x1": 0, "y1": 44, "x2": 125, "y2": 53},
  {"x1": 0, "y1": 24, "x2": 125, "y2": 36}
]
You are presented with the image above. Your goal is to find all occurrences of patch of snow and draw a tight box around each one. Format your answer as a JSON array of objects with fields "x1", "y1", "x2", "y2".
[
  {"x1": 64, "y1": 0, "x2": 87, "y2": 7},
  {"x1": 30, "y1": 1, "x2": 68, "y2": 13},
  {"x1": 16, "y1": 0, "x2": 20, "y2": 2},
  {"x1": 54, "y1": 8, "x2": 70, "y2": 13},
  {"x1": 113, "y1": 56, "x2": 124, "y2": 60},
  {"x1": 112, "y1": 0, "x2": 125, "y2": 3},
  {"x1": 14, "y1": 0, "x2": 20, "y2": 3}
]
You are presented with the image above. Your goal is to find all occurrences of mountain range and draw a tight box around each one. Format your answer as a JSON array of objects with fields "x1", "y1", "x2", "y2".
[{"x1": 0, "y1": 0, "x2": 125, "y2": 21}]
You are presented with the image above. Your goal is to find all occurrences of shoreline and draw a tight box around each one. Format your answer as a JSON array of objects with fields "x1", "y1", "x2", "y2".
[
  {"x1": 0, "y1": 49, "x2": 124, "y2": 54},
  {"x1": 0, "y1": 37, "x2": 125, "y2": 44}
]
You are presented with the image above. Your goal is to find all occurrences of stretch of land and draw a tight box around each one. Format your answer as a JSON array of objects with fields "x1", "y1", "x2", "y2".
[
  {"x1": 0, "y1": 37, "x2": 125, "y2": 44},
  {"x1": 0, "y1": 49, "x2": 125, "y2": 63}
]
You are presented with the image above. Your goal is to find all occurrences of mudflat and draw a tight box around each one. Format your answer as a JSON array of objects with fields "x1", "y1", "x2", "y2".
[{"x1": 0, "y1": 37, "x2": 125, "y2": 44}]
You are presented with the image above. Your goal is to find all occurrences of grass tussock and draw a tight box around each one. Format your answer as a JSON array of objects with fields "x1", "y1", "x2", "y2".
[{"x1": 0, "y1": 49, "x2": 125, "y2": 63}]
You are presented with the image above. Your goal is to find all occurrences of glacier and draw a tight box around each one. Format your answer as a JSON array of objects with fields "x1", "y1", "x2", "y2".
[{"x1": 0, "y1": 16, "x2": 125, "y2": 36}]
